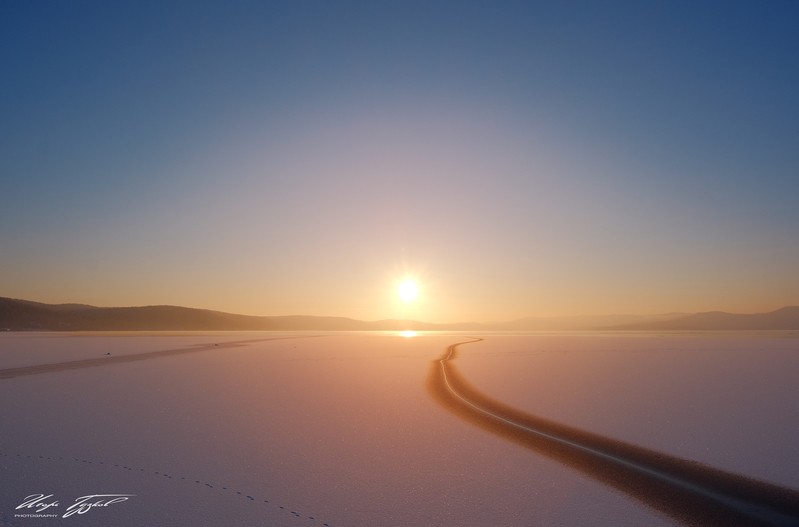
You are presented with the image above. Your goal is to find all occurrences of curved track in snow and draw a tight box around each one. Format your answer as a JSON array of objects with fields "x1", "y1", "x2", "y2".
[
  {"x1": 0, "y1": 335, "x2": 321, "y2": 380},
  {"x1": 429, "y1": 338, "x2": 799, "y2": 526}
]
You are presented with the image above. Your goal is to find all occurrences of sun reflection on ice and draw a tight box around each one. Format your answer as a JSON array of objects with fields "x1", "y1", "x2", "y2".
[{"x1": 399, "y1": 330, "x2": 418, "y2": 338}]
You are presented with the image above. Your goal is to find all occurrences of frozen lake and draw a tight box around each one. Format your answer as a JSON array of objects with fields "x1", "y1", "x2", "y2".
[{"x1": 1, "y1": 331, "x2": 797, "y2": 526}]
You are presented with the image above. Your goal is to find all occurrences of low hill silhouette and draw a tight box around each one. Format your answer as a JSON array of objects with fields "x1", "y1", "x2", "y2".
[
  {"x1": 1, "y1": 297, "x2": 798, "y2": 331},
  {"x1": 0, "y1": 297, "x2": 447, "y2": 331},
  {"x1": 611, "y1": 306, "x2": 799, "y2": 330}
]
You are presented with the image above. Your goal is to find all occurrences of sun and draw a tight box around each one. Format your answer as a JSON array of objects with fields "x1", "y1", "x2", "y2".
[{"x1": 398, "y1": 279, "x2": 419, "y2": 303}]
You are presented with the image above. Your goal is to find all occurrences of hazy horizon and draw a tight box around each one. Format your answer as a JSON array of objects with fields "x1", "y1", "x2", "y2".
[
  {"x1": 4, "y1": 294, "x2": 796, "y2": 326},
  {"x1": 2, "y1": 2, "x2": 798, "y2": 323},
  {"x1": 9, "y1": 296, "x2": 799, "y2": 326}
]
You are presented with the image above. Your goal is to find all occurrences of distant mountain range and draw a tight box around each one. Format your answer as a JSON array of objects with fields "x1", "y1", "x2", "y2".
[
  {"x1": 608, "y1": 306, "x2": 799, "y2": 331},
  {"x1": 1, "y1": 296, "x2": 798, "y2": 331}
]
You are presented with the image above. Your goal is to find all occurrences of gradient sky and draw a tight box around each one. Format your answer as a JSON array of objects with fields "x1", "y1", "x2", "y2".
[{"x1": 2, "y1": 1, "x2": 798, "y2": 323}]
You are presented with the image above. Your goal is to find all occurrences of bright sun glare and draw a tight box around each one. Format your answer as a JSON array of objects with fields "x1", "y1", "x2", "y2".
[{"x1": 398, "y1": 279, "x2": 419, "y2": 303}]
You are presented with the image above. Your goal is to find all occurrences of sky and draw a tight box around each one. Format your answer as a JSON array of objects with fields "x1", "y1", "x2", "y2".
[{"x1": 2, "y1": 1, "x2": 798, "y2": 323}]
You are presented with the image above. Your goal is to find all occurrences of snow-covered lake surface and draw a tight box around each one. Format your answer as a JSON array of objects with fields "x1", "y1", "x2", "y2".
[{"x1": 1, "y1": 331, "x2": 797, "y2": 526}]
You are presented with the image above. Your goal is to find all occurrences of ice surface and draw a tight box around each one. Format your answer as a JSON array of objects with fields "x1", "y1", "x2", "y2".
[
  {"x1": 0, "y1": 332, "x2": 265, "y2": 369},
  {"x1": 1, "y1": 332, "x2": 796, "y2": 526},
  {"x1": 456, "y1": 333, "x2": 799, "y2": 489}
]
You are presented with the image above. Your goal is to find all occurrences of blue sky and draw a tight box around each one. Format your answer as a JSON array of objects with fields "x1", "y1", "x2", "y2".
[{"x1": 2, "y1": 1, "x2": 798, "y2": 321}]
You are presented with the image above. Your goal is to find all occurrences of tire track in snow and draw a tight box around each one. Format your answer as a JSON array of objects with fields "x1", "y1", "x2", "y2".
[
  {"x1": 0, "y1": 335, "x2": 333, "y2": 524},
  {"x1": 0, "y1": 335, "x2": 323, "y2": 380},
  {"x1": 429, "y1": 338, "x2": 799, "y2": 526}
]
